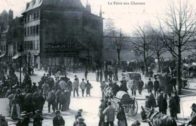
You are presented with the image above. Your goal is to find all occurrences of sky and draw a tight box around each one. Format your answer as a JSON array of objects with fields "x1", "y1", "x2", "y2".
[{"x1": 0, "y1": 0, "x2": 196, "y2": 34}]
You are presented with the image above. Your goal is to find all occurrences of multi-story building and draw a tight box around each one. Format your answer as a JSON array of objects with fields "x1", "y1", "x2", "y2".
[
  {"x1": 0, "y1": 10, "x2": 13, "y2": 60},
  {"x1": 23, "y1": 0, "x2": 103, "y2": 69}
]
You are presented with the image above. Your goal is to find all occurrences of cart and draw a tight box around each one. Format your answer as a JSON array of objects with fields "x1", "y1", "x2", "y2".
[{"x1": 110, "y1": 91, "x2": 138, "y2": 116}]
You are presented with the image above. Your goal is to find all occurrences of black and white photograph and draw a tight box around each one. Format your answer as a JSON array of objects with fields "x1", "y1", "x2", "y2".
[{"x1": 0, "y1": 0, "x2": 196, "y2": 126}]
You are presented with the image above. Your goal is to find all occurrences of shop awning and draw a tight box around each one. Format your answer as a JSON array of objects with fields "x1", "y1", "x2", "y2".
[
  {"x1": 0, "y1": 53, "x2": 5, "y2": 58},
  {"x1": 12, "y1": 53, "x2": 21, "y2": 60}
]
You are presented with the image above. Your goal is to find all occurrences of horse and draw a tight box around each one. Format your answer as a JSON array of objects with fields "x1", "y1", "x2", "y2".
[{"x1": 141, "y1": 106, "x2": 177, "y2": 126}]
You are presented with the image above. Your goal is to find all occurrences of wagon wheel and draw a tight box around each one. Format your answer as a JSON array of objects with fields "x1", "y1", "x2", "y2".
[{"x1": 125, "y1": 99, "x2": 138, "y2": 116}]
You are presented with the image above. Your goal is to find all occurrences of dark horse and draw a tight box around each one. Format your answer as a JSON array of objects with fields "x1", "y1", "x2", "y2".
[{"x1": 141, "y1": 106, "x2": 178, "y2": 126}]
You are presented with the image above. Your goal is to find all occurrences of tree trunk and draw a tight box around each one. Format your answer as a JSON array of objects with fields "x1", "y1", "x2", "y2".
[
  {"x1": 117, "y1": 49, "x2": 121, "y2": 65},
  {"x1": 177, "y1": 45, "x2": 182, "y2": 94},
  {"x1": 157, "y1": 53, "x2": 161, "y2": 72},
  {"x1": 144, "y1": 51, "x2": 148, "y2": 75}
]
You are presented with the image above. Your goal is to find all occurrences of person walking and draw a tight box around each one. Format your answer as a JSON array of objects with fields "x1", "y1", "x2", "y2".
[
  {"x1": 103, "y1": 102, "x2": 115, "y2": 126},
  {"x1": 80, "y1": 79, "x2": 86, "y2": 97},
  {"x1": 147, "y1": 78, "x2": 153, "y2": 93},
  {"x1": 169, "y1": 94, "x2": 178, "y2": 119},
  {"x1": 137, "y1": 79, "x2": 144, "y2": 95},
  {"x1": 131, "y1": 80, "x2": 137, "y2": 96},
  {"x1": 47, "y1": 89, "x2": 56, "y2": 113},
  {"x1": 153, "y1": 78, "x2": 160, "y2": 96},
  {"x1": 157, "y1": 91, "x2": 167, "y2": 114},
  {"x1": 174, "y1": 92, "x2": 180, "y2": 118},
  {"x1": 67, "y1": 79, "x2": 72, "y2": 110},
  {"x1": 42, "y1": 82, "x2": 49, "y2": 99},
  {"x1": 73, "y1": 78, "x2": 79, "y2": 97},
  {"x1": 117, "y1": 103, "x2": 127, "y2": 126},
  {"x1": 53, "y1": 111, "x2": 65, "y2": 126},
  {"x1": 86, "y1": 80, "x2": 92, "y2": 96},
  {"x1": 84, "y1": 69, "x2": 88, "y2": 80},
  {"x1": 120, "y1": 77, "x2": 128, "y2": 92},
  {"x1": 99, "y1": 99, "x2": 106, "y2": 126}
]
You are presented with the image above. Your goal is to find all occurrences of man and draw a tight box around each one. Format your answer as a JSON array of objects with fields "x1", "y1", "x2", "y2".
[
  {"x1": 169, "y1": 94, "x2": 178, "y2": 119},
  {"x1": 32, "y1": 82, "x2": 37, "y2": 92},
  {"x1": 117, "y1": 102, "x2": 127, "y2": 126},
  {"x1": 80, "y1": 79, "x2": 86, "y2": 97},
  {"x1": 145, "y1": 92, "x2": 156, "y2": 109},
  {"x1": 42, "y1": 82, "x2": 49, "y2": 99},
  {"x1": 131, "y1": 80, "x2": 137, "y2": 96},
  {"x1": 174, "y1": 92, "x2": 180, "y2": 117},
  {"x1": 86, "y1": 80, "x2": 92, "y2": 96},
  {"x1": 120, "y1": 77, "x2": 128, "y2": 92},
  {"x1": 153, "y1": 78, "x2": 160, "y2": 96},
  {"x1": 138, "y1": 78, "x2": 144, "y2": 95},
  {"x1": 66, "y1": 79, "x2": 72, "y2": 110},
  {"x1": 157, "y1": 91, "x2": 167, "y2": 114},
  {"x1": 147, "y1": 78, "x2": 153, "y2": 93},
  {"x1": 73, "y1": 78, "x2": 79, "y2": 97},
  {"x1": 53, "y1": 111, "x2": 65, "y2": 126},
  {"x1": 103, "y1": 102, "x2": 115, "y2": 126},
  {"x1": 47, "y1": 89, "x2": 56, "y2": 113},
  {"x1": 99, "y1": 99, "x2": 105, "y2": 126}
]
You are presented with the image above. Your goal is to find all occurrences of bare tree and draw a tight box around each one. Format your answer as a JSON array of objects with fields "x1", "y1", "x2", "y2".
[
  {"x1": 132, "y1": 26, "x2": 153, "y2": 74},
  {"x1": 159, "y1": 0, "x2": 196, "y2": 93},
  {"x1": 150, "y1": 28, "x2": 167, "y2": 72},
  {"x1": 112, "y1": 31, "x2": 125, "y2": 64},
  {"x1": 105, "y1": 19, "x2": 125, "y2": 64}
]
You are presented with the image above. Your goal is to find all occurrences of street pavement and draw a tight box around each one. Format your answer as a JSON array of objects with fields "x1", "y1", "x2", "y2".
[{"x1": 5, "y1": 70, "x2": 196, "y2": 126}]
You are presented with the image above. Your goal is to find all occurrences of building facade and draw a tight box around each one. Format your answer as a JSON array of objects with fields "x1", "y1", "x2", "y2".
[
  {"x1": 0, "y1": 10, "x2": 13, "y2": 60},
  {"x1": 23, "y1": 0, "x2": 103, "y2": 69}
]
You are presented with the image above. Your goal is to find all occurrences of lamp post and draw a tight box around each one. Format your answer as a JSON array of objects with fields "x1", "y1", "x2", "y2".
[{"x1": 18, "y1": 45, "x2": 23, "y2": 87}]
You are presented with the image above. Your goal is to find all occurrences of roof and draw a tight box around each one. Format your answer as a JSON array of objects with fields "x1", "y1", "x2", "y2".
[
  {"x1": 24, "y1": 0, "x2": 43, "y2": 13},
  {"x1": 42, "y1": 0, "x2": 84, "y2": 9},
  {"x1": 23, "y1": 0, "x2": 85, "y2": 13}
]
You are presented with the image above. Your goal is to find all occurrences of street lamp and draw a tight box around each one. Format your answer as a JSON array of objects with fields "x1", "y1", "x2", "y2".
[{"x1": 18, "y1": 44, "x2": 23, "y2": 86}]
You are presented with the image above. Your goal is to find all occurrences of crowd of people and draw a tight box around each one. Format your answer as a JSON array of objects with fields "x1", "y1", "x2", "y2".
[
  {"x1": 0, "y1": 63, "x2": 96, "y2": 126},
  {"x1": 1, "y1": 60, "x2": 196, "y2": 126}
]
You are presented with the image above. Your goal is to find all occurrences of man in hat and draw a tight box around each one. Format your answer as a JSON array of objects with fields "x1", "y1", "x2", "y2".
[
  {"x1": 153, "y1": 77, "x2": 160, "y2": 96},
  {"x1": 120, "y1": 77, "x2": 128, "y2": 92},
  {"x1": 73, "y1": 77, "x2": 79, "y2": 97},
  {"x1": 103, "y1": 102, "x2": 115, "y2": 126},
  {"x1": 147, "y1": 78, "x2": 153, "y2": 93},
  {"x1": 157, "y1": 90, "x2": 167, "y2": 114},
  {"x1": 53, "y1": 111, "x2": 65, "y2": 126}
]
